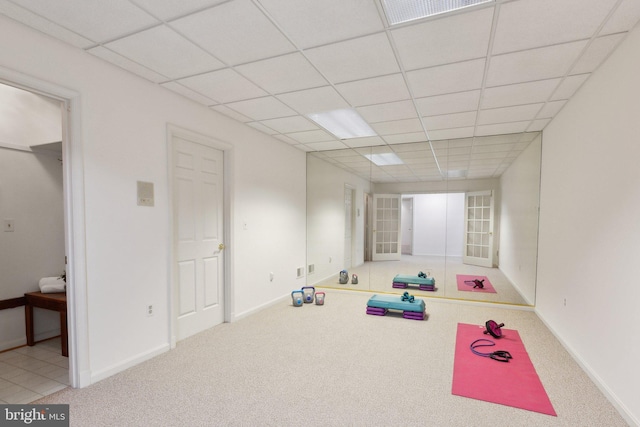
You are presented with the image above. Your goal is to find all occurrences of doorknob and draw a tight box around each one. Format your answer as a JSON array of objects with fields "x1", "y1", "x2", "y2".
[{"x1": 218, "y1": 243, "x2": 225, "y2": 251}]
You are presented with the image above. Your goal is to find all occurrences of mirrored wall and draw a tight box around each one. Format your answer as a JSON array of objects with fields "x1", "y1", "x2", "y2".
[{"x1": 306, "y1": 132, "x2": 542, "y2": 306}]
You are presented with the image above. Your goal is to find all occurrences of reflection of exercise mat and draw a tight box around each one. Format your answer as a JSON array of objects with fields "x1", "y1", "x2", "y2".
[
  {"x1": 315, "y1": 292, "x2": 325, "y2": 305},
  {"x1": 392, "y1": 273, "x2": 436, "y2": 291},
  {"x1": 291, "y1": 290, "x2": 304, "y2": 307},
  {"x1": 302, "y1": 286, "x2": 315, "y2": 303},
  {"x1": 456, "y1": 275, "x2": 496, "y2": 293}
]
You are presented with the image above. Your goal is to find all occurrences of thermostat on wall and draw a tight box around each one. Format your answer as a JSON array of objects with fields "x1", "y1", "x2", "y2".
[{"x1": 137, "y1": 181, "x2": 154, "y2": 207}]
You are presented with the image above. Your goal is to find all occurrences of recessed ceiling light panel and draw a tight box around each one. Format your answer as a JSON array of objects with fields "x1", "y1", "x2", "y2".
[
  {"x1": 307, "y1": 109, "x2": 377, "y2": 140},
  {"x1": 382, "y1": 0, "x2": 494, "y2": 25},
  {"x1": 364, "y1": 153, "x2": 404, "y2": 166}
]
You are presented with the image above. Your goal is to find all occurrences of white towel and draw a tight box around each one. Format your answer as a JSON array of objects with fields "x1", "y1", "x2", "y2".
[{"x1": 39, "y1": 276, "x2": 66, "y2": 293}]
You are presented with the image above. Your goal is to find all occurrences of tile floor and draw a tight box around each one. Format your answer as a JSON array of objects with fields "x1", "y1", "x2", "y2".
[{"x1": 0, "y1": 337, "x2": 69, "y2": 404}]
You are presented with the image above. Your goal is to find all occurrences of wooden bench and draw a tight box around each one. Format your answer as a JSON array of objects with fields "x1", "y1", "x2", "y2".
[{"x1": 24, "y1": 291, "x2": 68, "y2": 357}]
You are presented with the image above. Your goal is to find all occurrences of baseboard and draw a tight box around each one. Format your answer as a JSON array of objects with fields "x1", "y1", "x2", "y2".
[
  {"x1": 232, "y1": 293, "x2": 289, "y2": 321},
  {"x1": 498, "y1": 267, "x2": 534, "y2": 305},
  {"x1": 0, "y1": 337, "x2": 26, "y2": 352},
  {"x1": 90, "y1": 343, "x2": 170, "y2": 384},
  {"x1": 535, "y1": 309, "x2": 639, "y2": 427}
]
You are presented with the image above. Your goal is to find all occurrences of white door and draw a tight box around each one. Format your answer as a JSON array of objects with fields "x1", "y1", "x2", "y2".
[
  {"x1": 401, "y1": 197, "x2": 413, "y2": 255},
  {"x1": 372, "y1": 194, "x2": 401, "y2": 261},
  {"x1": 172, "y1": 136, "x2": 224, "y2": 341},
  {"x1": 344, "y1": 186, "x2": 354, "y2": 269},
  {"x1": 463, "y1": 190, "x2": 494, "y2": 267}
]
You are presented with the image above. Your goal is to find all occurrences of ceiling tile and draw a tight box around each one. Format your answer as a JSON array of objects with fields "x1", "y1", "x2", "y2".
[
  {"x1": 160, "y1": 81, "x2": 217, "y2": 105},
  {"x1": 357, "y1": 100, "x2": 418, "y2": 123},
  {"x1": 304, "y1": 33, "x2": 400, "y2": 84},
  {"x1": 571, "y1": 33, "x2": 625, "y2": 74},
  {"x1": 273, "y1": 134, "x2": 299, "y2": 145},
  {"x1": 105, "y1": 25, "x2": 224, "y2": 79},
  {"x1": 407, "y1": 59, "x2": 486, "y2": 98},
  {"x1": 477, "y1": 103, "x2": 543, "y2": 125},
  {"x1": 170, "y1": 0, "x2": 295, "y2": 65},
  {"x1": 131, "y1": 0, "x2": 227, "y2": 20},
  {"x1": 475, "y1": 121, "x2": 530, "y2": 136},
  {"x1": 550, "y1": 74, "x2": 590, "y2": 100},
  {"x1": 259, "y1": 116, "x2": 318, "y2": 133},
  {"x1": 335, "y1": 74, "x2": 410, "y2": 107},
  {"x1": 210, "y1": 105, "x2": 252, "y2": 122},
  {"x1": 392, "y1": 142, "x2": 430, "y2": 152},
  {"x1": 247, "y1": 121, "x2": 278, "y2": 135},
  {"x1": 391, "y1": 7, "x2": 494, "y2": 70},
  {"x1": 537, "y1": 100, "x2": 567, "y2": 118},
  {"x1": 0, "y1": 1, "x2": 94, "y2": 48},
  {"x1": 415, "y1": 90, "x2": 481, "y2": 117},
  {"x1": 285, "y1": 129, "x2": 335, "y2": 143},
  {"x1": 13, "y1": 0, "x2": 159, "y2": 42},
  {"x1": 224, "y1": 96, "x2": 296, "y2": 121},
  {"x1": 600, "y1": 0, "x2": 640, "y2": 35},
  {"x1": 371, "y1": 118, "x2": 423, "y2": 135},
  {"x1": 292, "y1": 143, "x2": 315, "y2": 152},
  {"x1": 427, "y1": 127, "x2": 475, "y2": 140},
  {"x1": 304, "y1": 140, "x2": 349, "y2": 151},
  {"x1": 492, "y1": 0, "x2": 618, "y2": 54},
  {"x1": 383, "y1": 132, "x2": 428, "y2": 145},
  {"x1": 481, "y1": 79, "x2": 561, "y2": 109},
  {"x1": 258, "y1": 0, "x2": 384, "y2": 49},
  {"x1": 178, "y1": 68, "x2": 267, "y2": 103},
  {"x1": 487, "y1": 41, "x2": 588, "y2": 87},
  {"x1": 235, "y1": 53, "x2": 327, "y2": 94},
  {"x1": 473, "y1": 134, "x2": 522, "y2": 145},
  {"x1": 88, "y1": 46, "x2": 169, "y2": 83},
  {"x1": 343, "y1": 136, "x2": 387, "y2": 148},
  {"x1": 276, "y1": 86, "x2": 350, "y2": 115},
  {"x1": 423, "y1": 111, "x2": 477, "y2": 130},
  {"x1": 527, "y1": 118, "x2": 552, "y2": 131}
]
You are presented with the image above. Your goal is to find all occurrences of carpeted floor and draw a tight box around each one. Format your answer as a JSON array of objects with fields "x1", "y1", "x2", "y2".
[{"x1": 36, "y1": 290, "x2": 627, "y2": 426}]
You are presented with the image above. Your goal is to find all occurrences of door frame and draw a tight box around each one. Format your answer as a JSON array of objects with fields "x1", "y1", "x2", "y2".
[
  {"x1": 401, "y1": 196, "x2": 414, "y2": 255},
  {"x1": 167, "y1": 125, "x2": 234, "y2": 349},
  {"x1": 344, "y1": 184, "x2": 355, "y2": 269},
  {"x1": 0, "y1": 66, "x2": 90, "y2": 388}
]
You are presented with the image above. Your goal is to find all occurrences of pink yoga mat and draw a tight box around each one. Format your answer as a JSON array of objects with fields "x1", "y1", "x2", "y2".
[
  {"x1": 452, "y1": 323, "x2": 556, "y2": 416},
  {"x1": 456, "y1": 274, "x2": 496, "y2": 293}
]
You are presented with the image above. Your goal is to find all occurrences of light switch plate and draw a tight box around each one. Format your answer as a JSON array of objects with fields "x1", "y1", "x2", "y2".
[
  {"x1": 137, "y1": 181, "x2": 154, "y2": 207},
  {"x1": 4, "y1": 219, "x2": 14, "y2": 232}
]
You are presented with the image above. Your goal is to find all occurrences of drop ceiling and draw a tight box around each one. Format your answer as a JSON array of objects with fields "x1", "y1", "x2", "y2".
[{"x1": 2, "y1": 0, "x2": 639, "y2": 182}]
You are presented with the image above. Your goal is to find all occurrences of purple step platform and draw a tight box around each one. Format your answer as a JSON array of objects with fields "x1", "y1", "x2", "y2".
[
  {"x1": 392, "y1": 282, "x2": 408, "y2": 288},
  {"x1": 403, "y1": 311, "x2": 425, "y2": 320},
  {"x1": 366, "y1": 307, "x2": 388, "y2": 316}
]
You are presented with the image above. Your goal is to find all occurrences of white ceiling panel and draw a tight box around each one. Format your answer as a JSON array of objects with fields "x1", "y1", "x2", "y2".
[
  {"x1": 88, "y1": 46, "x2": 169, "y2": 83},
  {"x1": 392, "y1": 142, "x2": 430, "y2": 152},
  {"x1": 131, "y1": 0, "x2": 227, "y2": 21},
  {"x1": 0, "y1": 1, "x2": 94, "y2": 48},
  {"x1": 178, "y1": 68, "x2": 267, "y2": 103},
  {"x1": 210, "y1": 105, "x2": 252, "y2": 122},
  {"x1": 260, "y1": 116, "x2": 318, "y2": 133},
  {"x1": 170, "y1": 0, "x2": 295, "y2": 65},
  {"x1": 527, "y1": 118, "x2": 552, "y2": 131},
  {"x1": 383, "y1": 132, "x2": 428, "y2": 145},
  {"x1": 537, "y1": 100, "x2": 567, "y2": 118},
  {"x1": 235, "y1": 53, "x2": 327, "y2": 94},
  {"x1": 160, "y1": 81, "x2": 217, "y2": 105},
  {"x1": 105, "y1": 25, "x2": 224, "y2": 79},
  {"x1": 13, "y1": 0, "x2": 159, "y2": 42},
  {"x1": 428, "y1": 127, "x2": 475, "y2": 140},
  {"x1": 304, "y1": 33, "x2": 400, "y2": 84},
  {"x1": 257, "y1": 0, "x2": 384, "y2": 49},
  {"x1": 224, "y1": 96, "x2": 296, "y2": 121},
  {"x1": 423, "y1": 111, "x2": 477, "y2": 130},
  {"x1": 247, "y1": 121, "x2": 278, "y2": 135},
  {"x1": 371, "y1": 118, "x2": 423, "y2": 135},
  {"x1": 550, "y1": 74, "x2": 590, "y2": 100},
  {"x1": 481, "y1": 79, "x2": 561, "y2": 109},
  {"x1": 343, "y1": 136, "x2": 387, "y2": 148},
  {"x1": 391, "y1": 7, "x2": 494, "y2": 71},
  {"x1": 475, "y1": 121, "x2": 530, "y2": 136},
  {"x1": 407, "y1": 59, "x2": 486, "y2": 98},
  {"x1": 600, "y1": 0, "x2": 640, "y2": 35},
  {"x1": 487, "y1": 41, "x2": 588, "y2": 87},
  {"x1": 335, "y1": 74, "x2": 410, "y2": 107},
  {"x1": 276, "y1": 86, "x2": 350, "y2": 115},
  {"x1": 570, "y1": 33, "x2": 625, "y2": 75},
  {"x1": 285, "y1": 129, "x2": 335, "y2": 143},
  {"x1": 415, "y1": 90, "x2": 481, "y2": 117},
  {"x1": 357, "y1": 100, "x2": 418, "y2": 123},
  {"x1": 477, "y1": 103, "x2": 543, "y2": 125},
  {"x1": 492, "y1": 0, "x2": 618, "y2": 54},
  {"x1": 304, "y1": 140, "x2": 349, "y2": 151}
]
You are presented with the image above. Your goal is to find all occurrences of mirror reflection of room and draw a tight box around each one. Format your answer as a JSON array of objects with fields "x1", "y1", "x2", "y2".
[{"x1": 307, "y1": 131, "x2": 541, "y2": 306}]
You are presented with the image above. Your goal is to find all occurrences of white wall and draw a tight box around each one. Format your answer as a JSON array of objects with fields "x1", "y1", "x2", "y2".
[
  {"x1": 410, "y1": 193, "x2": 464, "y2": 257},
  {"x1": 499, "y1": 135, "x2": 541, "y2": 305},
  {"x1": 0, "y1": 147, "x2": 65, "y2": 349},
  {"x1": 306, "y1": 155, "x2": 370, "y2": 285},
  {"x1": 536, "y1": 25, "x2": 640, "y2": 426},
  {"x1": 0, "y1": 15, "x2": 306, "y2": 384}
]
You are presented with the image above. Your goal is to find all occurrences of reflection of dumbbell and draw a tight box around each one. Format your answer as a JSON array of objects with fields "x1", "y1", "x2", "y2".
[
  {"x1": 483, "y1": 320, "x2": 505, "y2": 338},
  {"x1": 291, "y1": 290, "x2": 304, "y2": 307},
  {"x1": 352, "y1": 274, "x2": 358, "y2": 284}
]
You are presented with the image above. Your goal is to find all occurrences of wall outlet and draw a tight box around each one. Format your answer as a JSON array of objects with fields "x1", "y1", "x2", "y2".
[{"x1": 146, "y1": 304, "x2": 154, "y2": 316}]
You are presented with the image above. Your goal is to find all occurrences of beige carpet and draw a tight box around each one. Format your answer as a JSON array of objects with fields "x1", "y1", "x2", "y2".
[{"x1": 37, "y1": 290, "x2": 626, "y2": 426}]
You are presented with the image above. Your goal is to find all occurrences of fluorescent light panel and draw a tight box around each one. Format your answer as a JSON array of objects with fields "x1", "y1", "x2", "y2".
[
  {"x1": 364, "y1": 152, "x2": 404, "y2": 166},
  {"x1": 382, "y1": 0, "x2": 494, "y2": 25},
  {"x1": 446, "y1": 169, "x2": 467, "y2": 178},
  {"x1": 307, "y1": 109, "x2": 376, "y2": 139}
]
